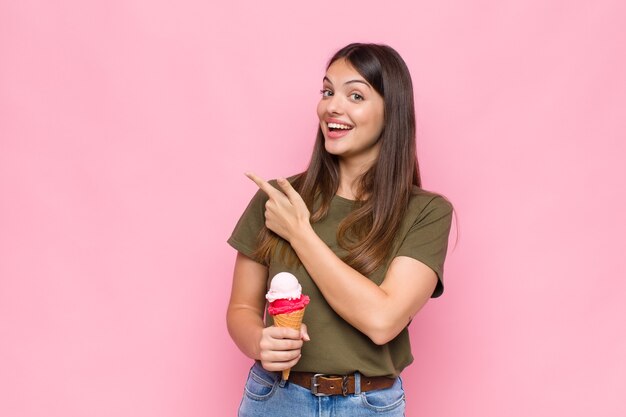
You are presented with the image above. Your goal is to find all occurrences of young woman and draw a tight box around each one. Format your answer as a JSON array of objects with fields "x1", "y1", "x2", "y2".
[{"x1": 227, "y1": 43, "x2": 453, "y2": 416}]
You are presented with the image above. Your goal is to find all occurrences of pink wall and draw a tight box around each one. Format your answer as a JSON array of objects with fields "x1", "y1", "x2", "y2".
[{"x1": 1, "y1": 1, "x2": 625, "y2": 416}]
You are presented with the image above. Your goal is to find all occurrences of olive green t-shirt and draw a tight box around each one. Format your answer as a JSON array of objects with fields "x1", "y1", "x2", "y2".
[{"x1": 227, "y1": 184, "x2": 453, "y2": 377}]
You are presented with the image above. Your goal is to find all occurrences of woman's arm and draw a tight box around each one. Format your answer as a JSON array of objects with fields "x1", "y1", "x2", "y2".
[
  {"x1": 246, "y1": 174, "x2": 438, "y2": 345},
  {"x1": 290, "y1": 231, "x2": 437, "y2": 345},
  {"x1": 226, "y1": 252, "x2": 309, "y2": 371}
]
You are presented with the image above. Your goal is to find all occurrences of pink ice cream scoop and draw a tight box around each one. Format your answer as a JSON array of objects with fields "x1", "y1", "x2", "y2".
[{"x1": 266, "y1": 272, "x2": 310, "y2": 314}]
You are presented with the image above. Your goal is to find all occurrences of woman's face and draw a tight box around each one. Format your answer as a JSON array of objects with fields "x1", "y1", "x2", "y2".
[{"x1": 317, "y1": 58, "x2": 385, "y2": 165}]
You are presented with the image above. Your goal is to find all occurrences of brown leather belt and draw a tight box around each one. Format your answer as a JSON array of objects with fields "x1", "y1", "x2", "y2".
[{"x1": 288, "y1": 371, "x2": 395, "y2": 396}]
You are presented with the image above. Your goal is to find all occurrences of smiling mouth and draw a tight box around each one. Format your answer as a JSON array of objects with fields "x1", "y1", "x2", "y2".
[{"x1": 327, "y1": 122, "x2": 353, "y2": 132}]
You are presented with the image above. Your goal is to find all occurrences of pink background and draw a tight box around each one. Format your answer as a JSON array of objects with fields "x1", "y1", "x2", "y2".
[{"x1": 1, "y1": 1, "x2": 625, "y2": 416}]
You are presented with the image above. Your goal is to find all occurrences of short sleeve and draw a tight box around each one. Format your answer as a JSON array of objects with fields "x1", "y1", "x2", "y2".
[
  {"x1": 396, "y1": 195, "x2": 453, "y2": 298},
  {"x1": 227, "y1": 188, "x2": 269, "y2": 264}
]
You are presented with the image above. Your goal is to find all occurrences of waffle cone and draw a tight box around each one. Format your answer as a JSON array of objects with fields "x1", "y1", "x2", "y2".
[{"x1": 272, "y1": 307, "x2": 306, "y2": 380}]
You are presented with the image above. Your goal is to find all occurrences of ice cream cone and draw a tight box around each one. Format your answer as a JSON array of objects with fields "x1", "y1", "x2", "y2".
[
  {"x1": 265, "y1": 272, "x2": 310, "y2": 381},
  {"x1": 272, "y1": 307, "x2": 306, "y2": 380}
]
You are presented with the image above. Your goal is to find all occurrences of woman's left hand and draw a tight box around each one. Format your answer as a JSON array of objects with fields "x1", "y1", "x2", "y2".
[{"x1": 245, "y1": 173, "x2": 311, "y2": 242}]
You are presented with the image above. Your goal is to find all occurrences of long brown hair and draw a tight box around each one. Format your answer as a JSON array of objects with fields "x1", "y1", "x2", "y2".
[{"x1": 255, "y1": 43, "x2": 420, "y2": 275}]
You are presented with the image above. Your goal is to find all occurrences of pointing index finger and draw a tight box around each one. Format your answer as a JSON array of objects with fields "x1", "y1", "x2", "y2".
[{"x1": 245, "y1": 172, "x2": 279, "y2": 196}]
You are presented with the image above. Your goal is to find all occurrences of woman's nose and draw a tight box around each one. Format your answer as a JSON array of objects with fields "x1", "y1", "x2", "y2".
[{"x1": 325, "y1": 95, "x2": 343, "y2": 115}]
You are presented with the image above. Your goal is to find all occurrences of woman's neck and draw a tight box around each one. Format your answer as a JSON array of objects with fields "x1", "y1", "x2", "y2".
[{"x1": 336, "y1": 158, "x2": 375, "y2": 200}]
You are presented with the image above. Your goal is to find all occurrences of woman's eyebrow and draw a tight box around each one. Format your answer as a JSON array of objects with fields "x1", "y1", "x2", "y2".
[
  {"x1": 344, "y1": 80, "x2": 371, "y2": 88},
  {"x1": 322, "y1": 76, "x2": 371, "y2": 88}
]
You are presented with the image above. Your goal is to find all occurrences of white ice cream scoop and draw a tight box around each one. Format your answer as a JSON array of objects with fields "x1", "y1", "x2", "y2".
[{"x1": 266, "y1": 272, "x2": 302, "y2": 302}]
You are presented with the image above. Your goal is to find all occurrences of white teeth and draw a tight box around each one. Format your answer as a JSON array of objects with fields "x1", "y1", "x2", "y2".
[{"x1": 327, "y1": 122, "x2": 352, "y2": 130}]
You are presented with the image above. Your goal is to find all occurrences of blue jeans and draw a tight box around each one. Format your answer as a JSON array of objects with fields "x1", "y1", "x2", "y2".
[{"x1": 238, "y1": 362, "x2": 406, "y2": 417}]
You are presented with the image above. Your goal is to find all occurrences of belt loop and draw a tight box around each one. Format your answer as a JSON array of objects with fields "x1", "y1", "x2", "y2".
[{"x1": 354, "y1": 371, "x2": 361, "y2": 395}]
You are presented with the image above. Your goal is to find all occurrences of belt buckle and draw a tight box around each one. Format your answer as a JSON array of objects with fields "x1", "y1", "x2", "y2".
[
  {"x1": 310, "y1": 374, "x2": 350, "y2": 396},
  {"x1": 311, "y1": 374, "x2": 331, "y2": 396}
]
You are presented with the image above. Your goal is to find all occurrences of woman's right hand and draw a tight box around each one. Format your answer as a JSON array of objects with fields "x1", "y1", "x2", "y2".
[{"x1": 258, "y1": 323, "x2": 310, "y2": 372}]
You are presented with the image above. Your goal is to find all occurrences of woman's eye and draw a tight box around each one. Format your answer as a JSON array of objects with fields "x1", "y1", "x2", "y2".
[
  {"x1": 350, "y1": 93, "x2": 364, "y2": 101},
  {"x1": 320, "y1": 89, "x2": 333, "y2": 97}
]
